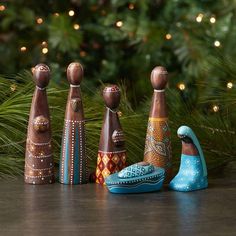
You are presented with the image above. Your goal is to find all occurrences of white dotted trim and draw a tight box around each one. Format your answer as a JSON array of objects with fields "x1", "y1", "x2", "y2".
[
  {"x1": 28, "y1": 139, "x2": 51, "y2": 146},
  {"x1": 27, "y1": 150, "x2": 52, "y2": 159},
  {"x1": 25, "y1": 162, "x2": 54, "y2": 171},
  {"x1": 65, "y1": 119, "x2": 85, "y2": 123},
  {"x1": 25, "y1": 174, "x2": 54, "y2": 178}
]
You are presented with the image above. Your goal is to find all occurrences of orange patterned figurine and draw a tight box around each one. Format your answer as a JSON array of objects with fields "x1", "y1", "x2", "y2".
[
  {"x1": 96, "y1": 85, "x2": 127, "y2": 185},
  {"x1": 24, "y1": 64, "x2": 55, "y2": 184},
  {"x1": 143, "y1": 66, "x2": 172, "y2": 182}
]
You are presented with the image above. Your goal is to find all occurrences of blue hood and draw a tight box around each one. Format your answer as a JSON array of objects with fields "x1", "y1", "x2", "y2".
[{"x1": 177, "y1": 125, "x2": 207, "y2": 177}]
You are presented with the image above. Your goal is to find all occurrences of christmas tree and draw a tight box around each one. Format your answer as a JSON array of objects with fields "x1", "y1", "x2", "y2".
[{"x1": 0, "y1": 0, "x2": 235, "y2": 177}]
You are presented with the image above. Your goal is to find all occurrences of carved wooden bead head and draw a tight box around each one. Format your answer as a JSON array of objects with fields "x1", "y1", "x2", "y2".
[
  {"x1": 67, "y1": 62, "x2": 83, "y2": 85},
  {"x1": 103, "y1": 85, "x2": 121, "y2": 110},
  {"x1": 33, "y1": 64, "x2": 50, "y2": 88},
  {"x1": 150, "y1": 66, "x2": 168, "y2": 90}
]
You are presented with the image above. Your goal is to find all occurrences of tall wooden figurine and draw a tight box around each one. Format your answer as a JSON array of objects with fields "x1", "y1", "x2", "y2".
[
  {"x1": 144, "y1": 66, "x2": 172, "y2": 181},
  {"x1": 59, "y1": 62, "x2": 88, "y2": 185},
  {"x1": 96, "y1": 85, "x2": 127, "y2": 185},
  {"x1": 24, "y1": 64, "x2": 55, "y2": 184}
]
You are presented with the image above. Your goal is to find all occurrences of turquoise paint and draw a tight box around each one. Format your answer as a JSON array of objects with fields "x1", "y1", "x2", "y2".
[
  {"x1": 63, "y1": 123, "x2": 70, "y2": 184},
  {"x1": 169, "y1": 154, "x2": 208, "y2": 191},
  {"x1": 105, "y1": 163, "x2": 165, "y2": 194},
  {"x1": 169, "y1": 125, "x2": 208, "y2": 192},
  {"x1": 73, "y1": 126, "x2": 79, "y2": 184},
  {"x1": 177, "y1": 125, "x2": 207, "y2": 177}
]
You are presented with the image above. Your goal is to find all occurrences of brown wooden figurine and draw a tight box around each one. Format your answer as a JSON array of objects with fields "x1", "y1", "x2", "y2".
[
  {"x1": 59, "y1": 62, "x2": 88, "y2": 185},
  {"x1": 96, "y1": 85, "x2": 127, "y2": 185},
  {"x1": 143, "y1": 66, "x2": 172, "y2": 181},
  {"x1": 24, "y1": 64, "x2": 55, "y2": 184}
]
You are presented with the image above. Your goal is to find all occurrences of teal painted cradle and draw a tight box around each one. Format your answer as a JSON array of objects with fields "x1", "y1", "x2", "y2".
[{"x1": 105, "y1": 162, "x2": 165, "y2": 194}]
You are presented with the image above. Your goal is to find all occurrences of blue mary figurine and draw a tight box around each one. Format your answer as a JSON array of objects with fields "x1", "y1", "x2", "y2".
[{"x1": 169, "y1": 126, "x2": 208, "y2": 192}]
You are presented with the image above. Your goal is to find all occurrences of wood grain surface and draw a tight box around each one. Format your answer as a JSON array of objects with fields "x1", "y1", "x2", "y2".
[{"x1": 0, "y1": 177, "x2": 235, "y2": 236}]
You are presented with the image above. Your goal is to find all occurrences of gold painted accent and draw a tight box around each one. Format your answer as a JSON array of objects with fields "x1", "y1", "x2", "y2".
[
  {"x1": 33, "y1": 115, "x2": 49, "y2": 132},
  {"x1": 71, "y1": 98, "x2": 81, "y2": 112},
  {"x1": 149, "y1": 117, "x2": 168, "y2": 122}
]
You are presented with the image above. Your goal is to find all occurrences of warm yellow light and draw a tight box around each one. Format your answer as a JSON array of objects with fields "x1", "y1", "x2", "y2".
[
  {"x1": 36, "y1": 18, "x2": 43, "y2": 24},
  {"x1": 54, "y1": 13, "x2": 59, "y2": 17},
  {"x1": 214, "y1": 40, "x2": 221, "y2": 47},
  {"x1": 116, "y1": 21, "x2": 123, "y2": 28},
  {"x1": 73, "y1": 24, "x2": 80, "y2": 30},
  {"x1": 20, "y1": 46, "x2": 27, "y2": 52},
  {"x1": 128, "y1": 3, "x2": 135, "y2": 10},
  {"x1": 42, "y1": 48, "x2": 48, "y2": 54},
  {"x1": 213, "y1": 105, "x2": 219, "y2": 112},
  {"x1": 227, "y1": 82, "x2": 233, "y2": 89},
  {"x1": 178, "y1": 83, "x2": 186, "y2": 91},
  {"x1": 0, "y1": 5, "x2": 6, "y2": 11},
  {"x1": 196, "y1": 13, "x2": 203, "y2": 23},
  {"x1": 41, "y1": 41, "x2": 47, "y2": 46},
  {"x1": 210, "y1": 17, "x2": 216, "y2": 24},
  {"x1": 68, "y1": 10, "x2": 75, "y2": 16},
  {"x1": 165, "y1": 33, "x2": 172, "y2": 40}
]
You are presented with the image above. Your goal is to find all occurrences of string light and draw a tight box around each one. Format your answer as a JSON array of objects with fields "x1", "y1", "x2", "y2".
[
  {"x1": 214, "y1": 40, "x2": 221, "y2": 47},
  {"x1": 210, "y1": 17, "x2": 216, "y2": 24},
  {"x1": 20, "y1": 46, "x2": 27, "y2": 52},
  {"x1": 42, "y1": 48, "x2": 48, "y2": 54},
  {"x1": 227, "y1": 82, "x2": 233, "y2": 89},
  {"x1": 196, "y1": 13, "x2": 203, "y2": 23},
  {"x1": 68, "y1": 10, "x2": 75, "y2": 16},
  {"x1": 178, "y1": 83, "x2": 186, "y2": 91},
  {"x1": 165, "y1": 33, "x2": 172, "y2": 40},
  {"x1": 0, "y1": 5, "x2": 6, "y2": 11},
  {"x1": 73, "y1": 24, "x2": 80, "y2": 30},
  {"x1": 116, "y1": 21, "x2": 123, "y2": 28},
  {"x1": 213, "y1": 105, "x2": 219, "y2": 112},
  {"x1": 41, "y1": 41, "x2": 47, "y2": 46},
  {"x1": 128, "y1": 3, "x2": 135, "y2": 10},
  {"x1": 36, "y1": 18, "x2": 43, "y2": 24}
]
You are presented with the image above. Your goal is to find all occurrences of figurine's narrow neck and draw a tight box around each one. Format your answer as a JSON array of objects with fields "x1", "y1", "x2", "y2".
[
  {"x1": 70, "y1": 84, "x2": 80, "y2": 88},
  {"x1": 154, "y1": 89, "x2": 165, "y2": 93},
  {"x1": 149, "y1": 89, "x2": 167, "y2": 118},
  {"x1": 181, "y1": 142, "x2": 199, "y2": 156},
  {"x1": 106, "y1": 107, "x2": 118, "y2": 113}
]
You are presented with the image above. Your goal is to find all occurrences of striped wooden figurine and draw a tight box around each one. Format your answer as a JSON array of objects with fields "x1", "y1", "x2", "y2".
[
  {"x1": 24, "y1": 64, "x2": 55, "y2": 184},
  {"x1": 59, "y1": 62, "x2": 88, "y2": 185}
]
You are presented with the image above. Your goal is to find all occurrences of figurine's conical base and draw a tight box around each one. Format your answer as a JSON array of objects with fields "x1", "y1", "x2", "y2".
[
  {"x1": 169, "y1": 154, "x2": 208, "y2": 192},
  {"x1": 60, "y1": 120, "x2": 88, "y2": 185}
]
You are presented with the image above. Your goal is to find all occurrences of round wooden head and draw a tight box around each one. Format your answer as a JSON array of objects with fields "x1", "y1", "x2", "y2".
[
  {"x1": 67, "y1": 62, "x2": 83, "y2": 85},
  {"x1": 33, "y1": 64, "x2": 50, "y2": 88},
  {"x1": 150, "y1": 66, "x2": 168, "y2": 90},
  {"x1": 103, "y1": 85, "x2": 121, "y2": 110}
]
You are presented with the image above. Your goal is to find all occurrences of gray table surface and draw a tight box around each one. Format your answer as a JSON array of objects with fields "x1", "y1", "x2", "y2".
[{"x1": 0, "y1": 178, "x2": 235, "y2": 236}]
